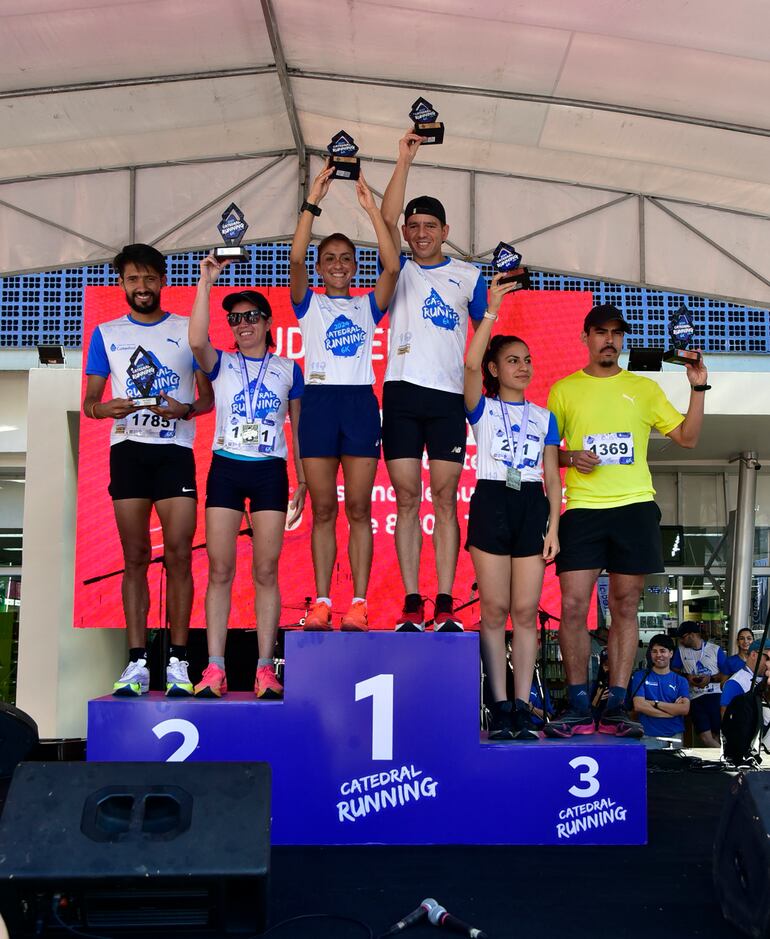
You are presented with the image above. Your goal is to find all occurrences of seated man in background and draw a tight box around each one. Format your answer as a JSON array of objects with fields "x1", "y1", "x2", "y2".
[
  {"x1": 721, "y1": 639, "x2": 770, "y2": 716},
  {"x1": 631, "y1": 634, "x2": 690, "y2": 749},
  {"x1": 672, "y1": 621, "x2": 728, "y2": 747}
]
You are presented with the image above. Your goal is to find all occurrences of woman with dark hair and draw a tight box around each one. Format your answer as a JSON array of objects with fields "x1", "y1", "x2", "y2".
[
  {"x1": 289, "y1": 166, "x2": 400, "y2": 631},
  {"x1": 189, "y1": 255, "x2": 305, "y2": 699},
  {"x1": 464, "y1": 273, "x2": 561, "y2": 740},
  {"x1": 725, "y1": 627, "x2": 755, "y2": 674}
]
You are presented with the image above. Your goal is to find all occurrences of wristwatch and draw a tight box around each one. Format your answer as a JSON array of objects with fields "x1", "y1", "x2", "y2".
[
  {"x1": 483, "y1": 310, "x2": 498, "y2": 321},
  {"x1": 301, "y1": 201, "x2": 322, "y2": 217},
  {"x1": 182, "y1": 403, "x2": 195, "y2": 421},
  {"x1": 692, "y1": 384, "x2": 711, "y2": 392}
]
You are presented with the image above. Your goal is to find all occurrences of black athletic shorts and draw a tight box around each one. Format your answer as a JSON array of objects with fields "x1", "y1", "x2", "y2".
[
  {"x1": 466, "y1": 480, "x2": 549, "y2": 557},
  {"x1": 382, "y1": 380, "x2": 466, "y2": 463},
  {"x1": 108, "y1": 440, "x2": 197, "y2": 502},
  {"x1": 205, "y1": 452, "x2": 289, "y2": 514},
  {"x1": 555, "y1": 500, "x2": 664, "y2": 575},
  {"x1": 690, "y1": 692, "x2": 722, "y2": 735}
]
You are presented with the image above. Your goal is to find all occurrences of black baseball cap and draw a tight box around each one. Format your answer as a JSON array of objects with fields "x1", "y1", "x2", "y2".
[
  {"x1": 676, "y1": 621, "x2": 702, "y2": 638},
  {"x1": 404, "y1": 195, "x2": 446, "y2": 227},
  {"x1": 222, "y1": 290, "x2": 272, "y2": 318},
  {"x1": 583, "y1": 303, "x2": 631, "y2": 334}
]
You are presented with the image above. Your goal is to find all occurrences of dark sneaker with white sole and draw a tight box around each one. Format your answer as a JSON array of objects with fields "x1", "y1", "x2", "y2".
[
  {"x1": 512, "y1": 704, "x2": 540, "y2": 741},
  {"x1": 488, "y1": 701, "x2": 515, "y2": 741}
]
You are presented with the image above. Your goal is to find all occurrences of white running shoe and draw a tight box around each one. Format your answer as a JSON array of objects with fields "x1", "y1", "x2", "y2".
[
  {"x1": 166, "y1": 657, "x2": 194, "y2": 697},
  {"x1": 113, "y1": 658, "x2": 150, "y2": 697}
]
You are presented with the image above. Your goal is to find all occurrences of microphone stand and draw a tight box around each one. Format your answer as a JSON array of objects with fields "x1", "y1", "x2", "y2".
[{"x1": 537, "y1": 607, "x2": 559, "y2": 721}]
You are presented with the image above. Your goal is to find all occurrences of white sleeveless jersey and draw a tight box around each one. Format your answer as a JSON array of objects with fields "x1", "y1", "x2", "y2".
[
  {"x1": 676, "y1": 641, "x2": 722, "y2": 698},
  {"x1": 293, "y1": 289, "x2": 385, "y2": 386},
  {"x1": 384, "y1": 256, "x2": 486, "y2": 393},
  {"x1": 208, "y1": 350, "x2": 303, "y2": 461},
  {"x1": 85, "y1": 312, "x2": 197, "y2": 448},
  {"x1": 466, "y1": 397, "x2": 559, "y2": 483}
]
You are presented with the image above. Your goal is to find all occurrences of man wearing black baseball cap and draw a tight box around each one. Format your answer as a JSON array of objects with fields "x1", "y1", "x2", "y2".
[
  {"x1": 671, "y1": 621, "x2": 728, "y2": 745},
  {"x1": 379, "y1": 131, "x2": 487, "y2": 632},
  {"x1": 544, "y1": 303, "x2": 709, "y2": 739}
]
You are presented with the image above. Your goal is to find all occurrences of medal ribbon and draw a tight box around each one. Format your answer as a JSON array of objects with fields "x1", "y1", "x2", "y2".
[
  {"x1": 498, "y1": 399, "x2": 530, "y2": 469},
  {"x1": 238, "y1": 351, "x2": 272, "y2": 423}
]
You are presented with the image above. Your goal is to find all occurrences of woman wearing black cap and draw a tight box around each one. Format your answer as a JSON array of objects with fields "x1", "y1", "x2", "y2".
[{"x1": 188, "y1": 254, "x2": 305, "y2": 699}]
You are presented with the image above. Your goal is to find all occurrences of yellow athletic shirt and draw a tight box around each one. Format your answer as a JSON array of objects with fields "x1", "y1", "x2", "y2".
[{"x1": 547, "y1": 369, "x2": 684, "y2": 510}]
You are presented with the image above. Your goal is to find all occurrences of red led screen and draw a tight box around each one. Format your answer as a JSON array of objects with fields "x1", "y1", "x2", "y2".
[{"x1": 74, "y1": 285, "x2": 596, "y2": 631}]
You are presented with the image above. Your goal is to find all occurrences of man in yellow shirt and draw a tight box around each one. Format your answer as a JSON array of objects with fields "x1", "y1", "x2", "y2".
[{"x1": 545, "y1": 303, "x2": 709, "y2": 738}]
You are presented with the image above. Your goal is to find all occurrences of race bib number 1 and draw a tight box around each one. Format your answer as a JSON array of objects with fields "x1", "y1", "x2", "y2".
[
  {"x1": 583, "y1": 432, "x2": 634, "y2": 465},
  {"x1": 230, "y1": 419, "x2": 277, "y2": 454}
]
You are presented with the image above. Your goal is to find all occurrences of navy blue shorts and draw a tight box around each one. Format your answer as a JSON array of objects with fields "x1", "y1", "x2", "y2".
[
  {"x1": 298, "y1": 385, "x2": 380, "y2": 459},
  {"x1": 690, "y1": 692, "x2": 722, "y2": 735},
  {"x1": 205, "y1": 452, "x2": 289, "y2": 514}
]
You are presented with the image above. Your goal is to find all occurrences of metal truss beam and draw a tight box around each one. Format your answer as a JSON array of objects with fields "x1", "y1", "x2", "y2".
[
  {"x1": 148, "y1": 154, "x2": 289, "y2": 247},
  {"x1": 0, "y1": 198, "x2": 116, "y2": 254},
  {"x1": 0, "y1": 66, "x2": 277, "y2": 100},
  {"x1": 290, "y1": 69, "x2": 770, "y2": 140}
]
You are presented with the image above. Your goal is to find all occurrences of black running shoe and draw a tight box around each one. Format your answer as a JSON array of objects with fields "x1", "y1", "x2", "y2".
[
  {"x1": 543, "y1": 707, "x2": 596, "y2": 738},
  {"x1": 488, "y1": 701, "x2": 515, "y2": 741},
  {"x1": 598, "y1": 706, "x2": 644, "y2": 738},
  {"x1": 512, "y1": 703, "x2": 540, "y2": 741}
]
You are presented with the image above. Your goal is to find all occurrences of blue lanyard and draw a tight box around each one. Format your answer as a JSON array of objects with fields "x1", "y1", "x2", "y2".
[
  {"x1": 237, "y1": 352, "x2": 271, "y2": 423},
  {"x1": 498, "y1": 399, "x2": 530, "y2": 468}
]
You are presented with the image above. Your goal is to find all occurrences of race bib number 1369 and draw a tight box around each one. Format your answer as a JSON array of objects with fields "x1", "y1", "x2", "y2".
[{"x1": 583, "y1": 432, "x2": 634, "y2": 465}]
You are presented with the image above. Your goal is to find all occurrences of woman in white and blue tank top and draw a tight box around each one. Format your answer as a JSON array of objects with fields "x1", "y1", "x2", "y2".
[
  {"x1": 464, "y1": 273, "x2": 562, "y2": 742},
  {"x1": 189, "y1": 254, "x2": 305, "y2": 701},
  {"x1": 289, "y1": 165, "x2": 400, "y2": 632}
]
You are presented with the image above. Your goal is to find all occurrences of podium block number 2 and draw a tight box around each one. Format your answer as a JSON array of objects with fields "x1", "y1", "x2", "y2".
[{"x1": 355, "y1": 674, "x2": 394, "y2": 761}]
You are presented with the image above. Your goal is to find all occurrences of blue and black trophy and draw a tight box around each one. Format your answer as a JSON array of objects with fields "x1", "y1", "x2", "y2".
[
  {"x1": 410, "y1": 97, "x2": 444, "y2": 145},
  {"x1": 492, "y1": 241, "x2": 531, "y2": 290},
  {"x1": 127, "y1": 346, "x2": 161, "y2": 408},
  {"x1": 214, "y1": 202, "x2": 249, "y2": 263},
  {"x1": 327, "y1": 130, "x2": 361, "y2": 180},
  {"x1": 662, "y1": 304, "x2": 701, "y2": 366}
]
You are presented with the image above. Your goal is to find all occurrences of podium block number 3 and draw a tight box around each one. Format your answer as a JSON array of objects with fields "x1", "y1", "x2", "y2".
[{"x1": 355, "y1": 674, "x2": 394, "y2": 761}]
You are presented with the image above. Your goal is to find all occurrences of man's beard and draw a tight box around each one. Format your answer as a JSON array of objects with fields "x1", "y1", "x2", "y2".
[{"x1": 125, "y1": 289, "x2": 161, "y2": 314}]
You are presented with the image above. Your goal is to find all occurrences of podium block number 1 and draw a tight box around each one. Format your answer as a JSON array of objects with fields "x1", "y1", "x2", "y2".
[{"x1": 355, "y1": 674, "x2": 394, "y2": 761}]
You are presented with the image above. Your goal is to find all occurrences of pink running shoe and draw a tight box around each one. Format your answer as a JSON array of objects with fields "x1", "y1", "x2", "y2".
[
  {"x1": 194, "y1": 662, "x2": 227, "y2": 698},
  {"x1": 303, "y1": 601, "x2": 332, "y2": 631},
  {"x1": 255, "y1": 665, "x2": 284, "y2": 700}
]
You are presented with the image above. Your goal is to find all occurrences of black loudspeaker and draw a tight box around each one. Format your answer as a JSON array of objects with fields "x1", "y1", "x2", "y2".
[
  {"x1": 0, "y1": 702, "x2": 39, "y2": 778},
  {"x1": 0, "y1": 761, "x2": 271, "y2": 936},
  {"x1": 714, "y1": 772, "x2": 770, "y2": 937}
]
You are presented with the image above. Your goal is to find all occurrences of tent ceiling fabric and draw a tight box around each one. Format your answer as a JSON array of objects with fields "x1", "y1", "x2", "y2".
[{"x1": 2, "y1": 0, "x2": 770, "y2": 306}]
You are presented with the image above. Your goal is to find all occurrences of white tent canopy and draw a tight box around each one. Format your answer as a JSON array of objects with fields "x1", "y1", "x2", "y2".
[{"x1": 2, "y1": 0, "x2": 770, "y2": 306}]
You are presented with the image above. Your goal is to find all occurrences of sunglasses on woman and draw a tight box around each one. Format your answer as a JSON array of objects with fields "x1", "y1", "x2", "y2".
[{"x1": 226, "y1": 309, "x2": 269, "y2": 326}]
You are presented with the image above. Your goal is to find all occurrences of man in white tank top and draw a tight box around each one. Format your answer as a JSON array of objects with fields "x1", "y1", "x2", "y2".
[
  {"x1": 380, "y1": 131, "x2": 486, "y2": 632},
  {"x1": 83, "y1": 244, "x2": 213, "y2": 697}
]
